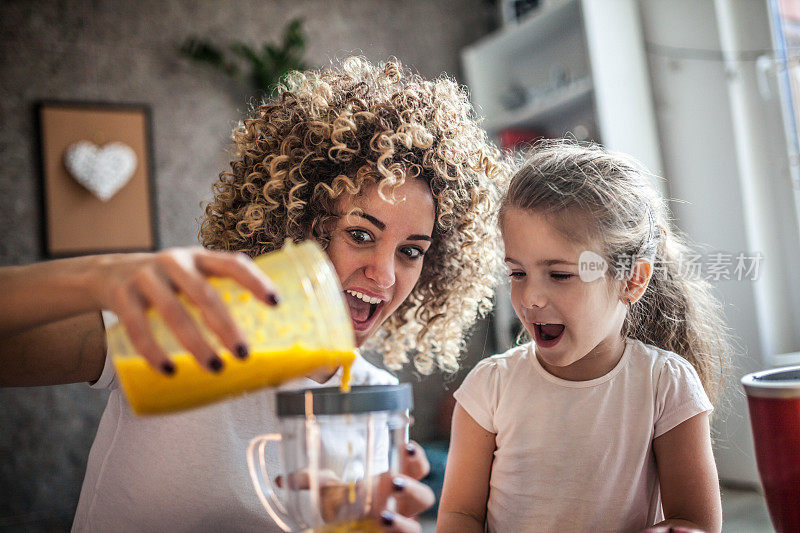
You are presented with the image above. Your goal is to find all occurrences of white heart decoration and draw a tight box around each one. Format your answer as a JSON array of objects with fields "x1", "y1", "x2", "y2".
[{"x1": 64, "y1": 141, "x2": 138, "y2": 202}]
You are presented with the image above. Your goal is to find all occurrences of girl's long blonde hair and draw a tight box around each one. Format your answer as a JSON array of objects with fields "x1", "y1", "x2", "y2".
[{"x1": 500, "y1": 139, "x2": 729, "y2": 403}]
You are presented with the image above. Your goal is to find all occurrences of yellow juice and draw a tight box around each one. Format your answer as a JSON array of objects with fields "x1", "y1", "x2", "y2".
[
  {"x1": 307, "y1": 518, "x2": 382, "y2": 533},
  {"x1": 115, "y1": 346, "x2": 356, "y2": 415}
]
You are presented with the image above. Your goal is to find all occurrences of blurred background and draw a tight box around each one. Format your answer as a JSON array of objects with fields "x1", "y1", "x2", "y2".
[{"x1": 3, "y1": 0, "x2": 800, "y2": 530}]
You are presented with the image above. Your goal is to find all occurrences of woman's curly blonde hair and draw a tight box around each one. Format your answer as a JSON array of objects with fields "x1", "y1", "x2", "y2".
[{"x1": 200, "y1": 56, "x2": 511, "y2": 373}]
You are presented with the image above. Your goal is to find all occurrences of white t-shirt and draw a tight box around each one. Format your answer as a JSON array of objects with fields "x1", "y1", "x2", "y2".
[
  {"x1": 73, "y1": 315, "x2": 397, "y2": 533},
  {"x1": 453, "y1": 338, "x2": 713, "y2": 533}
]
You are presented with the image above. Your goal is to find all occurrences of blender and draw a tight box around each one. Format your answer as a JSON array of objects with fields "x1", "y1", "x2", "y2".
[{"x1": 247, "y1": 384, "x2": 413, "y2": 532}]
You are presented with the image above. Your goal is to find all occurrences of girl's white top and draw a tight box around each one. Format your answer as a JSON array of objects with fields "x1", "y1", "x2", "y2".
[
  {"x1": 72, "y1": 312, "x2": 397, "y2": 532},
  {"x1": 454, "y1": 338, "x2": 713, "y2": 533}
]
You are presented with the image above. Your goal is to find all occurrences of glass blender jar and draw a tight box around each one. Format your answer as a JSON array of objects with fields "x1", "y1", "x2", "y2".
[{"x1": 247, "y1": 384, "x2": 413, "y2": 532}]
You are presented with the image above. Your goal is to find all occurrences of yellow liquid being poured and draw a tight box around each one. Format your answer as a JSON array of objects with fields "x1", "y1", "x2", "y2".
[{"x1": 115, "y1": 346, "x2": 356, "y2": 415}]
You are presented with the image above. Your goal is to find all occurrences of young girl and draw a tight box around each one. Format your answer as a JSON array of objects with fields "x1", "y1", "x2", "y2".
[{"x1": 437, "y1": 139, "x2": 729, "y2": 533}]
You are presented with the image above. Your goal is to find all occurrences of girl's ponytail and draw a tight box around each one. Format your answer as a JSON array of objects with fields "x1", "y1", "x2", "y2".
[{"x1": 623, "y1": 226, "x2": 728, "y2": 403}]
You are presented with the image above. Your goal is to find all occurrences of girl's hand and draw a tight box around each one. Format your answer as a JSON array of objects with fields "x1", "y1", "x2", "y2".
[{"x1": 91, "y1": 247, "x2": 278, "y2": 374}]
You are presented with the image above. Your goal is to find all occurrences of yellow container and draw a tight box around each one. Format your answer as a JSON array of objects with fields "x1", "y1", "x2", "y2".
[{"x1": 106, "y1": 241, "x2": 356, "y2": 415}]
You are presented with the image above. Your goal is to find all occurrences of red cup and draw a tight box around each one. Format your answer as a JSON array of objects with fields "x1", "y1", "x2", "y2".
[{"x1": 741, "y1": 366, "x2": 800, "y2": 532}]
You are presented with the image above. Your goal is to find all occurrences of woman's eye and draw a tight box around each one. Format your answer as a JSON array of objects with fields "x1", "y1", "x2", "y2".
[
  {"x1": 508, "y1": 271, "x2": 525, "y2": 280},
  {"x1": 400, "y1": 246, "x2": 424, "y2": 260},
  {"x1": 551, "y1": 272, "x2": 574, "y2": 281},
  {"x1": 347, "y1": 229, "x2": 372, "y2": 244}
]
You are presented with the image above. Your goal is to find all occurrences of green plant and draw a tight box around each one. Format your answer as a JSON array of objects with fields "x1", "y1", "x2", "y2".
[{"x1": 180, "y1": 18, "x2": 307, "y2": 99}]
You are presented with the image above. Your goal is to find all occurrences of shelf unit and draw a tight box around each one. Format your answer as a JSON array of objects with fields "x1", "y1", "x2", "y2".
[
  {"x1": 462, "y1": 0, "x2": 662, "y2": 171},
  {"x1": 462, "y1": 0, "x2": 664, "y2": 349},
  {"x1": 482, "y1": 75, "x2": 593, "y2": 133},
  {"x1": 464, "y1": 0, "x2": 595, "y2": 140}
]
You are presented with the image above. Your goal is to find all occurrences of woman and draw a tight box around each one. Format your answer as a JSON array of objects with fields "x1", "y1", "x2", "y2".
[{"x1": 0, "y1": 57, "x2": 509, "y2": 532}]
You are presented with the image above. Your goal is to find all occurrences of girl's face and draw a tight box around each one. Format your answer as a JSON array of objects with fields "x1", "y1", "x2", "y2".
[
  {"x1": 326, "y1": 179, "x2": 435, "y2": 347},
  {"x1": 502, "y1": 207, "x2": 629, "y2": 381}
]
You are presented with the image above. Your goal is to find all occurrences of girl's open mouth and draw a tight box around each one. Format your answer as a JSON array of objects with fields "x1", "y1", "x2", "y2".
[
  {"x1": 533, "y1": 323, "x2": 565, "y2": 348},
  {"x1": 344, "y1": 290, "x2": 384, "y2": 332}
]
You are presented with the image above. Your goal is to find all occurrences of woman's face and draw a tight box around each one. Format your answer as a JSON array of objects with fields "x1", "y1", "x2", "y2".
[{"x1": 326, "y1": 179, "x2": 436, "y2": 347}]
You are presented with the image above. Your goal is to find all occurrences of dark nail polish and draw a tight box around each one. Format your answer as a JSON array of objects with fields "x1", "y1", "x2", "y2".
[
  {"x1": 405, "y1": 443, "x2": 416, "y2": 456},
  {"x1": 235, "y1": 343, "x2": 249, "y2": 360},
  {"x1": 208, "y1": 355, "x2": 224, "y2": 373},
  {"x1": 160, "y1": 361, "x2": 176, "y2": 376},
  {"x1": 380, "y1": 510, "x2": 394, "y2": 526},
  {"x1": 392, "y1": 477, "x2": 405, "y2": 492},
  {"x1": 268, "y1": 293, "x2": 280, "y2": 306}
]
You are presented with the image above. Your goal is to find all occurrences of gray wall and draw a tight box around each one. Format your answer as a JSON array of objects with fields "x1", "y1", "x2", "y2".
[{"x1": 0, "y1": 1, "x2": 496, "y2": 528}]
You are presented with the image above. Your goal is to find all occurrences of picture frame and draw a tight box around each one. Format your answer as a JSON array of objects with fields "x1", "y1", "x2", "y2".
[{"x1": 35, "y1": 100, "x2": 158, "y2": 258}]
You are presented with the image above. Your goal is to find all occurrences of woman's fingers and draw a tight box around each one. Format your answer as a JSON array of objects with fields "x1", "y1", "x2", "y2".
[
  {"x1": 133, "y1": 266, "x2": 223, "y2": 373},
  {"x1": 378, "y1": 509, "x2": 421, "y2": 533},
  {"x1": 277, "y1": 468, "x2": 433, "y2": 528},
  {"x1": 104, "y1": 247, "x2": 281, "y2": 374},
  {"x1": 367, "y1": 443, "x2": 434, "y2": 523},
  {"x1": 112, "y1": 283, "x2": 175, "y2": 375},
  {"x1": 399, "y1": 441, "x2": 430, "y2": 480},
  {"x1": 161, "y1": 249, "x2": 280, "y2": 363},
  {"x1": 194, "y1": 250, "x2": 280, "y2": 306},
  {"x1": 371, "y1": 473, "x2": 435, "y2": 520},
  {"x1": 275, "y1": 468, "x2": 340, "y2": 489},
  {"x1": 156, "y1": 252, "x2": 249, "y2": 361},
  {"x1": 391, "y1": 475, "x2": 436, "y2": 518}
]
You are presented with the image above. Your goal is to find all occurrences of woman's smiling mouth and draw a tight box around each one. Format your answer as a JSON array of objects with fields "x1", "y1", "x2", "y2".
[{"x1": 344, "y1": 289, "x2": 387, "y2": 331}]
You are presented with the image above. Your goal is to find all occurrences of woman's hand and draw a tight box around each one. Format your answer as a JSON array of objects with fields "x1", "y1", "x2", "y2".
[
  {"x1": 371, "y1": 441, "x2": 435, "y2": 533},
  {"x1": 272, "y1": 441, "x2": 434, "y2": 532},
  {"x1": 0, "y1": 249, "x2": 276, "y2": 385},
  {"x1": 90, "y1": 247, "x2": 279, "y2": 374}
]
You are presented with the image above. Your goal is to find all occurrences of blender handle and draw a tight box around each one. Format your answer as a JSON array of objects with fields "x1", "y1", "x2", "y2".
[{"x1": 246, "y1": 433, "x2": 295, "y2": 532}]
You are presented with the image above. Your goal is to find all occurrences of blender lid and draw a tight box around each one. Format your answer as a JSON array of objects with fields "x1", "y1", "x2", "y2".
[
  {"x1": 276, "y1": 384, "x2": 413, "y2": 417},
  {"x1": 741, "y1": 365, "x2": 800, "y2": 398}
]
